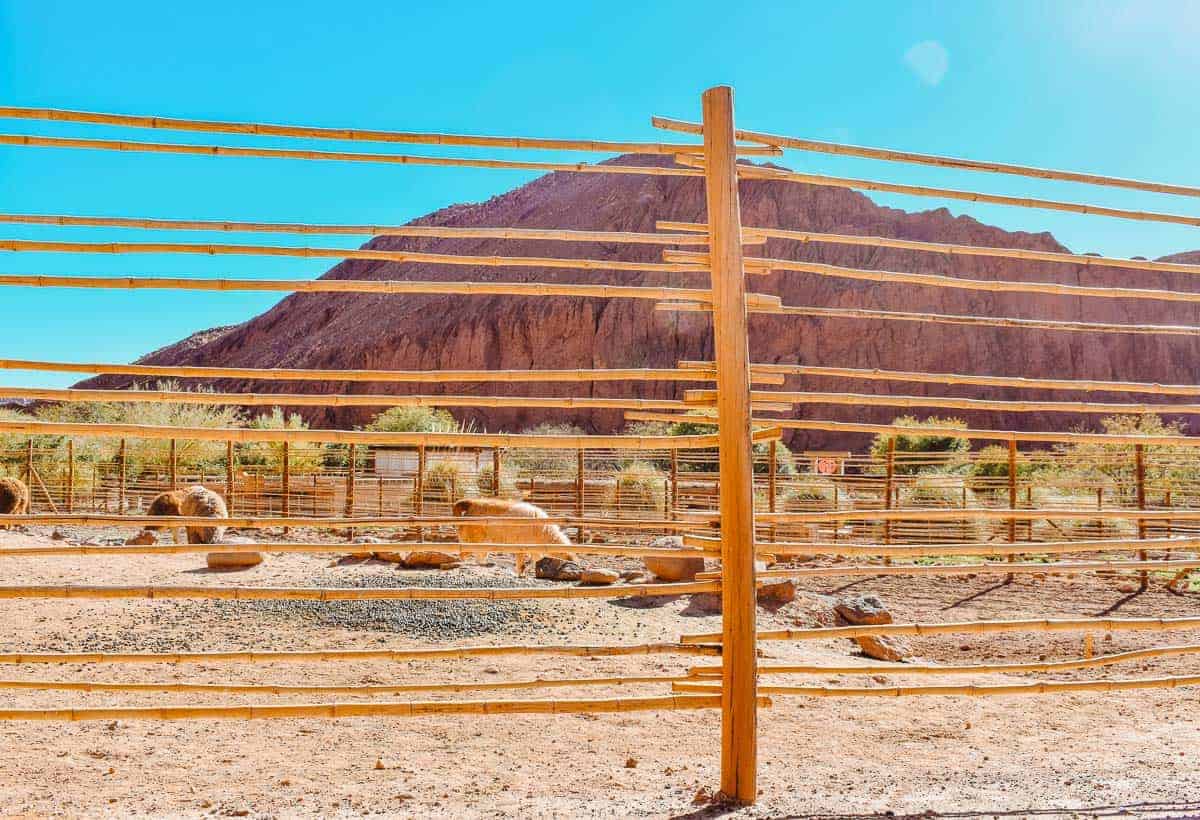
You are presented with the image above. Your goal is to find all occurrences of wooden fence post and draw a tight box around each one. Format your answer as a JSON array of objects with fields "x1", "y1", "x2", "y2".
[
  {"x1": 883, "y1": 437, "x2": 896, "y2": 551},
  {"x1": 415, "y1": 445, "x2": 426, "y2": 540},
  {"x1": 118, "y1": 439, "x2": 127, "y2": 513},
  {"x1": 226, "y1": 441, "x2": 235, "y2": 513},
  {"x1": 345, "y1": 443, "x2": 357, "y2": 520},
  {"x1": 669, "y1": 449, "x2": 679, "y2": 521},
  {"x1": 66, "y1": 439, "x2": 75, "y2": 514},
  {"x1": 492, "y1": 448, "x2": 502, "y2": 497},
  {"x1": 702, "y1": 84, "x2": 757, "y2": 804},
  {"x1": 1135, "y1": 443, "x2": 1148, "y2": 589},
  {"x1": 1007, "y1": 440, "x2": 1017, "y2": 577},
  {"x1": 576, "y1": 449, "x2": 586, "y2": 543},
  {"x1": 767, "y1": 440, "x2": 778, "y2": 543},
  {"x1": 24, "y1": 438, "x2": 33, "y2": 490},
  {"x1": 168, "y1": 439, "x2": 178, "y2": 490},
  {"x1": 281, "y1": 441, "x2": 290, "y2": 534}
]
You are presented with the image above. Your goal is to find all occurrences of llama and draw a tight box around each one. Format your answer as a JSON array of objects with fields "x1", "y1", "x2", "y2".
[
  {"x1": 145, "y1": 484, "x2": 228, "y2": 544},
  {"x1": 0, "y1": 477, "x2": 29, "y2": 529},
  {"x1": 452, "y1": 497, "x2": 574, "y2": 571}
]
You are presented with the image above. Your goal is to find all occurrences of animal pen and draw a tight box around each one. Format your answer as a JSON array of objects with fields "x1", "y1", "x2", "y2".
[{"x1": 1, "y1": 87, "x2": 1200, "y2": 803}]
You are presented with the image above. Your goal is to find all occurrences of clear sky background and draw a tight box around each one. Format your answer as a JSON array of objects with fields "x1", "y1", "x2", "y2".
[{"x1": 1, "y1": 0, "x2": 1198, "y2": 388}]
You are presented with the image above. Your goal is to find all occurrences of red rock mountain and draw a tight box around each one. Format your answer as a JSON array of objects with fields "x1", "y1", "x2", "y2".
[{"x1": 84, "y1": 155, "x2": 1200, "y2": 449}]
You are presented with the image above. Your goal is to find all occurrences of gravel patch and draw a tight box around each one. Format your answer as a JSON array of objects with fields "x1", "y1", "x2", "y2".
[{"x1": 207, "y1": 569, "x2": 555, "y2": 640}]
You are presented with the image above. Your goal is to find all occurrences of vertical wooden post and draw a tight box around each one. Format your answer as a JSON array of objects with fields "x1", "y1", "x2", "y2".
[
  {"x1": 416, "y1": 445, "x2": 427, "y2": 540},
  {"x1": 883, "y1": 437, "x2": 896, "y2": 550},
  {"x1": 767, "y1": 440, "x2": 778, "y2": 544},
  {"x1": 575, "y1": 449, "x2": 586, "y2": 543},
  {"x1": 281, "y1": 441, "x2": 290, "y2": 534},
  {"x1": 24, "y1": 438, "x2": 33, "y2": 490},
  {"x1": 168, "y1": 439, "x2": 178, "y2": 491},
  {"x1": 66, "y1": 439, "x2": 75, "y2": 514},
  {"x1": 1135, "y1": 444, "x2": 1148, "y2": 589},
  {"x1": 345, "y1": 443, "x2": 357, "y2": 519},
  {"x1": 702, "y1": 85, "x2": 757, "y2": 804},
  {"x1": 1165, "y1": 489, "x2": 1173, "y2": 539},
  {"x1": 1007, "y1": 440, "x2": 1017, "y2": 575},
  {"x1": 669, "y1": 449, "x2": 679, "y2": 521},
  {"x1": 118, "y1": 439, "x2": 127, "y2": 513},
  {"x1": 492, "y1": 448, "x2": 502, "y2": 497},
  {"x1": 226, "y1": 441, "x2": 236, "y2": 513}
]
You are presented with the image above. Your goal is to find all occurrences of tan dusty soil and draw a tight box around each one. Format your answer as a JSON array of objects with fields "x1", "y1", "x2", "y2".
[{"x1": 0, "y1": 525, "x2": 1198, "y2": 818}]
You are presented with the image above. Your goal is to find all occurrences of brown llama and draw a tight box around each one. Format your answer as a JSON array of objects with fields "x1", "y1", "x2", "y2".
[
  {"x1": 452, "y1": 497, "x2": 574, "y2": 571},
  {"x1": 0, "y1": 477, "x2": 29, "y2": 529},
  {"x1": 146, "y1": 485, "x2": 228, "y2": 544}
]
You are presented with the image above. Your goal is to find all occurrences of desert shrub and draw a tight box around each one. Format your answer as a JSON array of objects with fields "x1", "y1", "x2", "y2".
[
  {"x1": 660, "y1": 410, "x2": 795, "y2": 475},
  {"x1": 869, "y1": 416, "x2": 971, "y2": 475},
  {"x1": 241, "y1": 408, "x2": 327, "y2": 473},
  {"x1": 365, "y1": 406, "x2": 459, "y2": 434},
  {"x1": 423, "y1": 460, "x2": 472, "y2": 501},
  {"x1": 508, "y1": 423, "x2": 584, "y2": 476},
  {"x1": 780, "y1": 479, "x2": 837, "y2": 510},
  {"x1": 609, "y1": 461, "x2": 667, "y2": 511}
]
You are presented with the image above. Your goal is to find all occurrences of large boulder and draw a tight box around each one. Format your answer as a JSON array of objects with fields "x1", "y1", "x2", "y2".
[
  {"x1": 125, "y1": 530, "x2": 157, "y2": 546},
  {"x1": 206, "y1": 551, "x2": 263, "y2": 570},
  {"x1": 756, "y1": 579, "x2": 795, "y2": 609},
  {"x1": 854, "y1": 634, "x2": 909, "y2": 662},
  {"x1": 403, "y1": 550, "x2": 459, "y2": 569},
  {"x1": 643, "y1": 536, "x2": 705, "y2": 582},
  {"x1": 835, "y1": 595, "x2": 893, "y2": 626}
]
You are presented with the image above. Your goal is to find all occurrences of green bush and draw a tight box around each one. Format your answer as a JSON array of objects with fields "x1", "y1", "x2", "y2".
[{"x1": 870, "y1": 416, "x2": 971, "y2": 475}]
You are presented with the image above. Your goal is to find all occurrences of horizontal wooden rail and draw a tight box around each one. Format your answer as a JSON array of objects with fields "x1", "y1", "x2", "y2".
[
  {"x1": 700, "y1": 558, "x2": 1200, "y2": 581},
  {"x1": 0, "y1": 418, "x2": 722, "y2": 450},
  {"x1": 673, "y1": 250, "x2": 1200, "y2": 305},
  {"x1": 734, "y1": 163, "x2": 1200, "y2": 230},
  {"x1": 0, "y1": 674, "x2": 691, "y2": 696},
  {"x1": 684, "y1": 389, "x2": 1200, "y2": 415},
  {"x1": 755, "y1": 509, "x2": 1200, "y2": 525},
  {"x1": 680, "y1": 361, "x2": 1200, "y2": 398},
  {"x1": 688, "y1": 644, "x2": 1200, "y2": 678},
  {"x1": 0, "y1": 642, "x2": 721, "y2": 665},
  {"x1": 673, "y1": 675, "x2": 1200, "y2": 699},
  {"x1": 681, "y1": 615, "x2": 1200, "y2": 645},
  {"x1": 1, "y1": 238, "x2": 707, "y2": 275},
  {"x1": 0, "y1": 105, "x2": 780, "y2": 156},
  {"x1": 0, "y1": 541, "x2": 719, "y2": 560},
  {"x1": 649, "y1": 117, "x2": 1200, "y2": 198},
  {"x1": 0, "y1": 385, "x2": 704, "y2": 411},
  {"x1": 2, "y1": 212, "x2": 713, "y2": 245},
  {"x1": 761, "y1": 536, "x2": 1200, "y2": 559},
  {"x1": 0, "y1": 694, "x2": 734, "y2": 722},
  {"x1": 0, "y1": 133, "x2": 706, "y2": 177},
  {"x1": 4, "y1": 358, "x2": 720, "y2": 384},
  {"x1": 747, "y1": 418, "x2": 1200, "y2": 448},
  {"x1": 0, "y1": 275, "x2": 716, "y2": 301},
  {"x1": 2, "y1": 513, "x2": 718, "y2": 531},
  {"x1": 660, "y1": 299, "x2": 1200, "y2": 337},
  {"x1": 0, "y1": 580, "x2": 720, "y2": 602}
]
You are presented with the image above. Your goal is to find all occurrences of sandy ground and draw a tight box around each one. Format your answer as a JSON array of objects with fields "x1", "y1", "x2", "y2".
[{"x1": 0, "y1": 525, "x2": 1198, "y2": 819}]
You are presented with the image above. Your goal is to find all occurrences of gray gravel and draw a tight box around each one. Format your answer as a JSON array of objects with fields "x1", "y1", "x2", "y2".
[{"x1": 206, "y1": 569, "x2": 554, "y2": 640}]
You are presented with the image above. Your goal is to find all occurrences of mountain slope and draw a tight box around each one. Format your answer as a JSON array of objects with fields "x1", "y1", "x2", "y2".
[{"x1": 84, "y1": 155, "x2": 1200, "y2": 447}]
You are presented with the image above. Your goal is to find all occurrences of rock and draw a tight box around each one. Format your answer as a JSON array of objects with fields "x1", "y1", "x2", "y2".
[
  {"x1": 374, "y1": 758, "x2": 386, "y2": 770},
  {"x1": 835, "y1": 595, "x2": 893, "y2": 626},
  {"x1": 534, "y1": 556, "x2": 583, "y2": 581},
  {"x1": 643, "y1": 536, "x2": 705, "y2": 582},
  {"x1": 853, "y1": 634, "x2": 909, "y2": 662},
  {"x1": 125, "y1": 530, "x2": 158, "y2": 546},
  {"x1": 206, "y1": 551, "x2": 263, "y2": 570},
  {"x1": 50, "y1": 529, "x2": 67, "y2": 541},
  {"x1": 688, "y1": 592, "x2": 722, "y2": 614},
  {"x1": 620, "y1": 570, "x2": 649, "y2": 584},
  {"x1": 580, "y1": 568, "x2": 619, "y2": 586},
  {"x1": 756, "y1": 579, "x2": 795, "y2": 609},
  {"x1": 374, "y1": 552, "x2": 407, "y2": 563},
  {"x1": 624, "y1": 757, "x2": 638, "y2": 769},
  {"x1": 354, "y1": 536, "x2": 385, "y2": 544},
  {"x1": 403, "y1": 550, "x2": 459, "y2": 569}
]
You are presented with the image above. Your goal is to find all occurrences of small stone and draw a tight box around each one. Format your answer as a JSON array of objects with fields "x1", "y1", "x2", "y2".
[
  {"x1": 624, "y1": 757, "x2": 638, "y2": 768},
  {"x1": 535, "y1": 556, "x2": 583, "y2": 581},
  {"x1": 835, "y1": 595, "x2": 893, "y2": 626},
  {"x1": 50, "y1": 529, "x2": 67, "y2": 541},
  {"x1": 643, "y1": 536, "x2": 705, "y2": 582},
  {"x1": 580, "y1": 568, "x2": 620, "y2": 586},
  {"x1": 756, "y1": 579, "x2": 795, "y2": 609},
  {"x1": 205, "y1": 551, "x2": 263, "y2": 570},
  {"x1": 692, "y1": 787, "x2": 713, "y2": 805},
  {"x1": 853, "y1": 634, "x2": 909, "y2": 662},
  {"x1": 375, "y1": 758, "x2": 386, "y2": 770},
  {"x1": 125, "y1": 530, "x2": 157, "y2": 546},
  {"x1": 1117, "y1": 582, "x2": 1139, "y2": 594},
  {"x1": 403, "y1": 550, "x2": 458, "y2": 569},
  {"x1": 688, "y1": 592, "x2": 722, "y2": 614}
]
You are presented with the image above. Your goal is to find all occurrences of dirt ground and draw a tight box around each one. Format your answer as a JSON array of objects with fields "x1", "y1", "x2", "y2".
[{"x1": 0, "y1": 525, "x2": 1198, "y2": 819}]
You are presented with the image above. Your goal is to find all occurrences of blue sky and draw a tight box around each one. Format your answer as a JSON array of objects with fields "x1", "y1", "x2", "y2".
[{"x1": 1, "y1": 0, "x2": 1199, "y2": 388}]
